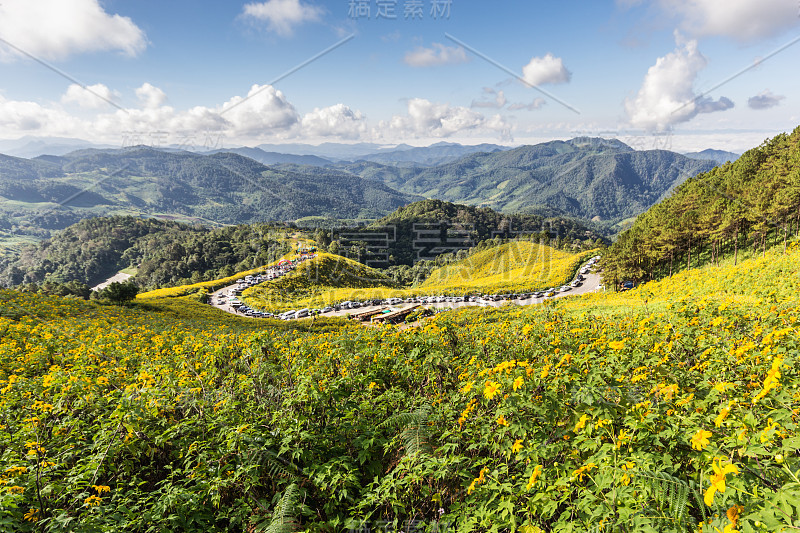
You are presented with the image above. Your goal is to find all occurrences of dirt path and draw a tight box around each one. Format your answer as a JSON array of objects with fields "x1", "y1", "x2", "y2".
[{"x1": 92, "y1": 272, "x2": 132, "y2": 291}]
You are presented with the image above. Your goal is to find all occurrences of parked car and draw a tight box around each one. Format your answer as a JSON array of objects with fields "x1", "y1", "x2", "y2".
[{"x1": 620, "y1": 281, "x2": 635, "y2": 291}]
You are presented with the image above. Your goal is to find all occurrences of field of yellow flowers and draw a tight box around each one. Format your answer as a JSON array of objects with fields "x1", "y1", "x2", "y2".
[
  {"x1": 242, "y1": 243, "x2": 594, "y2": 313},
  {"x1": 0, "y1": 243, "x2": 798, "y2": 532}
]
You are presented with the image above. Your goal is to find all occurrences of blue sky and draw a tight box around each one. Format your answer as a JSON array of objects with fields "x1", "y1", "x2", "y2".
[{"x1": 0, "y1": 0, "x2": 798, "y2": 152}]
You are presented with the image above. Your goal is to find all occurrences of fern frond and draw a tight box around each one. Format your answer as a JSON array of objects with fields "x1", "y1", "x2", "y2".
[
  {"x1": 380, "y1": 405, "x2": 433, "y2": 456},
  {"x1": 262, "y1": 483, "x2": 301, "y2": 533}
]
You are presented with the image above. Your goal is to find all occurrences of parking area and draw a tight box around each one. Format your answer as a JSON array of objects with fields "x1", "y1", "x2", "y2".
[{"x1": 209, "y1": 255, "x2": 603, "y2": 323}]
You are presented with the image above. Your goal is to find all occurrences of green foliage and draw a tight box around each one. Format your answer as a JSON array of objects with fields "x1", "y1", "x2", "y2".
[
  {"x1": 0, "y1": 244, "x2": 799, "y2": 531},
  {"x1": 98, "y1": 281, "x2": 139, "y2": 304},
  {"x1": 0, "y1": 215, "x2": 292, "y2": 289},
  {"x1": 603, "y1": 126, "x2": 800, "y2": 285}
]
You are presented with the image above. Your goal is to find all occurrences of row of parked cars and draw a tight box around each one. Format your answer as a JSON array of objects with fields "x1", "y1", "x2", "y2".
[{"x1": 220, "y1": 255, "x2": 601, "y2": 321}]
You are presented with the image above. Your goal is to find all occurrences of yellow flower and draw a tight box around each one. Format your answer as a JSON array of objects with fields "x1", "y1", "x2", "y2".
[
  {"x1": 691, "y1": 429, "x2": 713, "y2": 451},
  {"x1": 573, "y1": 462, "x2": 597, "y2": 482},
  {"x1": 608, "y1": 340, "x2": 625, "y2": 350},
  {"x1": 714, "y1": 404, "x2": 732, "y2": 427},
  {"x1": 467, "y1": 467, "x2": 487, "y2": 495},
  {"x1": 616, "y1": 429, "x2": 631, "y2": 449},
  {"x1": 540, "y1": 365, "x2": 550, "y2": 379},
  {"x1": 483, "y1": 381, "x2": 501, "y2": 400},
  {"x1": 84, "y1": 495, "x2": 102, "y2": 507},
  {"x1": 24, "y1": 508, "x2": 38, "y2": 522},
  {"x1": 460, "y1": 381, "x2": 473, "y2": 394},
  {"x1": 513, "y1": 376, "x2": 524, "y2": 391},
  {"x1": 704, "y1": 457, "x2": 739, "y2": 506},
  {"x1": 512, "y1": 439, "x2": 523, "y2": 453},
  {"x1": 496, "y1": 415, "x2": 509, "y2": 427},
  {"x1": 92, "y1": 485, "x2": 111, "y2": 494},
  {"x1": 621, "y1": 461, "x2": 635, "y2": 486},
  {"x1": 726, "y1": 504, "x2": 743, "y2": 527},
  {"x1": 526, "y1": 465, "x2": 542, "y2": 489},
  {"x1": 368, "y1": 381, "x2": 377, "y2": 390},
  {"x1": 573, "y1": 414, "x2": 590, "y2": 432}
]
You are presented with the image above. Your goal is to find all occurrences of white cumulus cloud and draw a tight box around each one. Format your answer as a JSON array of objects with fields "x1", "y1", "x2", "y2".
[
  {"x1": 521, "y1": 54, "x2": 571, "y2": 86},
  {"x1": 136, "y1": 83, "x2": 168, "y2": 109},
  {"x1": 378, "y1": 98, "x2": 510, "y2": 141},
  {"x1": 625, "y1": 35, "x2": 734, "y2": 131},
  {"x1": 659, "y1": 0, "x2": 799, "y2": 41},
  {"x1": 747, "y1": 90, "x2": 785, "y2": 110},
  {"x1": 0, "y1": 0, "x2": 146, "y2": 61},
  {"x1": 300, "y1": 104, "x2": 367, "y2": 139},
  {"x1": 61, "y1": 83, "x2": 120, "y2": 109},
  {"x1": 242, "y1": 0, "x2": 324, "y2": 36},
  {"x1": 218, "y1": 84, "x2": 299, "y2": 135},
  {"x1": 404, "y1": 43, "x2": 469, "y2": 67}
]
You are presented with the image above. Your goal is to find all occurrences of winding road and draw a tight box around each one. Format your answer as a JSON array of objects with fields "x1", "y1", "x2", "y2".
[{"x1": 207, "y1": 259, "x2": 604, "y2": 322}]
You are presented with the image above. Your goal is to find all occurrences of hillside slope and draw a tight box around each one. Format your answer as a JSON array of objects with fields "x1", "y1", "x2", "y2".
[
  {"x1": 420, "y1": 241, "x2": 593, "y2": 293},
  {"x1": 602, "y1": 126, "x2": 800, "y2": 284}
]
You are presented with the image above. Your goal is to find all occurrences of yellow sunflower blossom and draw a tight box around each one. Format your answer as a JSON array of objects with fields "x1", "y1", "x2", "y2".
[
  {"x1": 573, "y1": 462, "x2": 597, "y2": 482},
  {"x1": 691, "y1": 429, "x2": 713, "y2": 451},
  {"x1": 512, "y1": 439, "x2": 523, "y2": 453},
  {"x1": 608, "y1": 340, "x2": 625, "y2": 350},
  {"x1": 84, "y1": 495, "x2": 102, "y2": 507},
  {"x1": 512, "y1": 376, "x2": 525, "y2": 391},
  {"x1": 467, "y1": 467, "x2": 487, "y2": 495},
  {"x1": 496, "y1": 415, "x2": 509, "y2": 427},
  {"x1": 483, "y1": 381, "x2": 501, "y2": 400},
  {"x1": 714, "y1": 404, "x2": 732, "y2": 428}
]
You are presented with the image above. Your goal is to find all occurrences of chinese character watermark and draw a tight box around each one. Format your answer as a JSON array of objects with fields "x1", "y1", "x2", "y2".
[{"x1": 348, "y1": 0, "x2": 451, "y2": 20}]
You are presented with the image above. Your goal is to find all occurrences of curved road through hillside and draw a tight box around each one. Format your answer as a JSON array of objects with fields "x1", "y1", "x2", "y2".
[{"x1": 207, "y1": 260, "x2": 604, "y2": 321}]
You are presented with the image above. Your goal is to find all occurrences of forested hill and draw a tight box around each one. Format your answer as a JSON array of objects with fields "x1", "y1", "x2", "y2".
[
  {"x1": 325, "y1": 199, "x2": 607, "y2": 266},
  {"x1": 0, "y1": 216, "x2": 291, "y2": 289},
  {"x1": 341, "y1": 137, "x2": 716, "y2": 222},
  {"x1": 602, "y1": 126, "x2": 800, "y2": 285},
  {"x1": 0, "y1": 147, "x2": 421, "y2": 236}
]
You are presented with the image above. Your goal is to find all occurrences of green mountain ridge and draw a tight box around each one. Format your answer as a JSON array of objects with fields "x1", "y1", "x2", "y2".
[
  {"x1": 0, "y1": 147, "x2": 421, "y2": 238},
  {"x1": 342, "y1": 138, "x2": 716, "y2": 222}
]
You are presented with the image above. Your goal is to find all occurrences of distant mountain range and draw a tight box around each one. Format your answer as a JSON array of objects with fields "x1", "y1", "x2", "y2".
[
  {"x1": 0, "y1": 147, "x2": 421, "y2": 235},
  {"x1": 683, "y1": 149, "x2": 740, "y2": 165},
  {"x1": 1, "y1": 136, "x2": 723, "y2": 246},
  {"x1": 205, "y1": 147, "x2": 332, "y2": 166},
  {"x1": 341, "y1": 137, "x2": 717, "y2": 222}
]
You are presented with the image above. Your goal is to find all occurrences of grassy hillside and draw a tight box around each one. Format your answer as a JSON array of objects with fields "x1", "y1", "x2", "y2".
[
  {"x1": 420, "y1": 241, "x2": 594, "y2": 293},
  {"x1": 241, "y1": 252, "x2": 398, "y2": 312},
  {"x1": 333, "y1": 199, "x2": 607, "y2": 268},
  {"x1": 0, "y1": 240, "x2": 798, "y2": 531}
]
